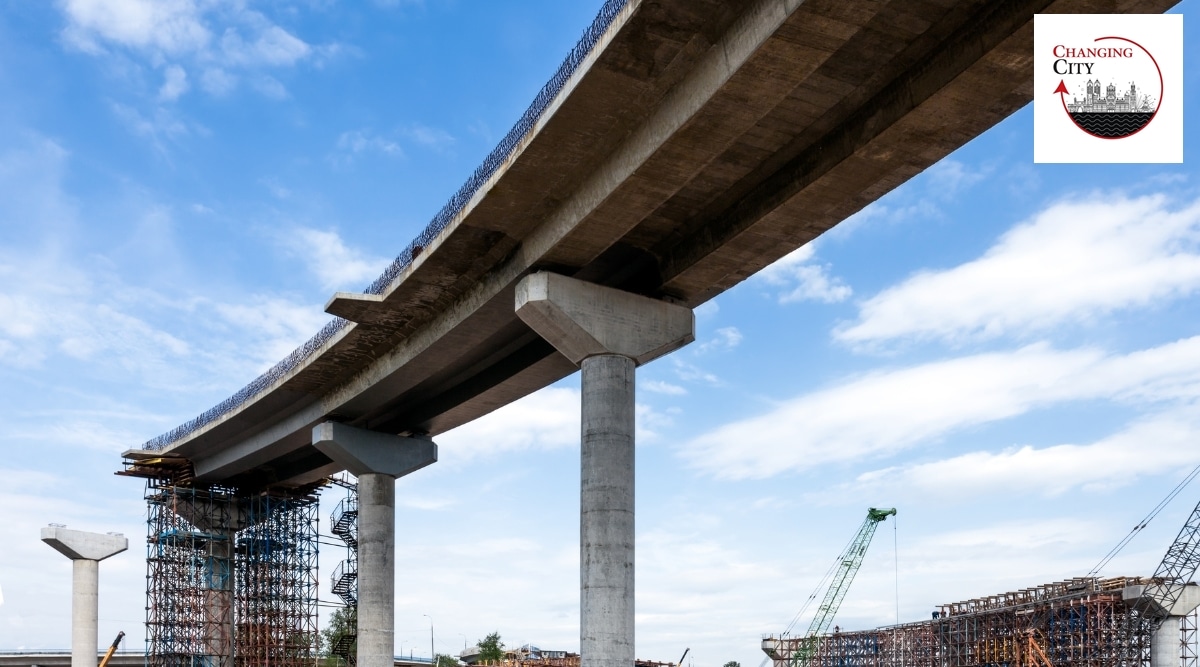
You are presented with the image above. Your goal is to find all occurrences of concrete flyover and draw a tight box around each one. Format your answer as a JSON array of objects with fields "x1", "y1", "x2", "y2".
[
  {"x1": 121, "y1": 0, "x2": 1179, "y2": 490},
  {"x1": 119, "y1": 0, "x2": 1178, "y2": 666}
]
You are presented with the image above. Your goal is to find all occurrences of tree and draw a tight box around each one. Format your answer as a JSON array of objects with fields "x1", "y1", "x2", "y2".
[
  {"x1": 437, "y1": 653, "x2": 462, "y2": 667},
  {"x1": 478, "y1": 632, "x2": 505, "y2": 663},
  {"x1": 723, "y1": 662, "x2": 741, "y2": 667},
  {"x1": 320, "y1": 607, "x2": 357, "y2": 665}
]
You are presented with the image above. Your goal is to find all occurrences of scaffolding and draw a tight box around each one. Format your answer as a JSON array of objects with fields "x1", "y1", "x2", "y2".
[
  {"x1": 144, "y1": 479, "x2": 320, "y2": 667},
  {"x1": 145, "y1": 482, "x2": 240, "y2": 667},
  {"x1": 763, "y1": 578, "x2": 1164, "y2": 667},
  {"x1": 234, "y1": 492, "x2": 320, "y2": 667},
  {"x1": 328, "y1": 476, "x2": 359, "y2": 666}
]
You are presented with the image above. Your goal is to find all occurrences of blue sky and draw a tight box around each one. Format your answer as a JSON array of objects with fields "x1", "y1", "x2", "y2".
[{"x1": 1, "y1": 1, "x2": 1198, "y2": 666}]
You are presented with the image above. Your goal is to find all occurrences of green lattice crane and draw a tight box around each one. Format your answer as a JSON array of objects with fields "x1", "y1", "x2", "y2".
[{"x1": 788, "y1": 507, "x2": 897, "y2": 667}]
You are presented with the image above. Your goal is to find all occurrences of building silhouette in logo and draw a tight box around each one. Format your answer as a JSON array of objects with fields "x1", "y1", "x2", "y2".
[{"x1": 1066, "y1": 80, "x2": 1152, "y2": 113}]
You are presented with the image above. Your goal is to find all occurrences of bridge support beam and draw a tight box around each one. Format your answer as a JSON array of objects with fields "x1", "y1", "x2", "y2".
[
  {"x1": 41, "y1": 526, "x2": 128, "y2": 667},
  {"x1": 1124, "y1": 584, "x2": 1200, "y2": 667},
  {"x1": 314, "y1": 422, "x2": 438, "y2": 667},
  {"x1": 516, "y1": 272, "x2": 693, "y2": 667}
]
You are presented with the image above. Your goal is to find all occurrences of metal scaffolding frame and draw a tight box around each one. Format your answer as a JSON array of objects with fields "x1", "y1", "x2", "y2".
[
  {"x1": 328, "y1": 478, "x2": 359, "y2": 666},
  {"x1": 145, "y1": 482, "x2": 240, "y2": 667},
  {"x1": 144, "y1": 480, "x2": 320, "y2": 667},
  {"x1": 1182, "y1": 611, "x2": 1197, "y2": 667},
  {"x1": 234, "y1": 492, "x2": 320, "y2": 667},
  {"x1": 764, "y1": 578, "x2": 1162, "y2": 667}
]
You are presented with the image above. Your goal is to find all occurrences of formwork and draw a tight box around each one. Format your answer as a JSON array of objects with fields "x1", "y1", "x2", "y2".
[
  {"x1": 144, "y1": 480, "x2": 319, "y2": 667},
  {"x1": 762, "y1": 578, "x2": 1177, "y2": 667}
]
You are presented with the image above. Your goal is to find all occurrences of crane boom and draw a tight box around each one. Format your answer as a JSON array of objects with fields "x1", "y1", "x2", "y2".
[
  {"x1": 1134, "y1": 498, "x2": 1200, "y2": 620},
  {"x1": 786, "y1": 507, "x2": 896, "y2": 667},
  {"x1": 805, "y1": 507, "x2": 897, "y2": 639}
]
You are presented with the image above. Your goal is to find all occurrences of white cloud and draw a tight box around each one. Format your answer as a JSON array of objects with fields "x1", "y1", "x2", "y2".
[
  {"x1": 404, "y1": 123, "x2": 456, "y2": 151},
  {"x1": 219, "y1": 25, "x2": 310, "y2": 67},
  {"x1": 643, "y1": 380, "x2": 687, "y2": 396},
  {"x1": 281, "y1": 227, "x2": 392, "y2": 291},
  {"x1": 671, "y1": 358, "x2": 720, "y2": 386},
  {"x1": 838, "y1": 194, "x2": 1200, "y2": 347},
  {"x1": 851, "y1": 411, "x2": 1200, "y2": 498},
  {"x1": 57, "y1": 0, "x2": 339, "y2": 101},
  {"x1": 636, "y1": 402, "x2": 675, "y2": 443},
  {"x1": 694, "y1": 300, "x2": 719, "y2": 319},
  {"x1": 681, "y1": 337, "x2": 1200, "y2": 480},
  {"x1": 158, "y1": 64, "x2": 189, "y2": 101},
  {"x1": 756, "y1": 244, "x2": 851, "y2": 304},
  {"x1": 109, "y1": 102, "x2": 190, "y2": 155},
  {"x1": 696, "y1": 326, "x2": 742, "y2": 354},
  {"x1": 333, "y1": 130, "x2": 403, "y2": 166},
  {"x1": 436, "y1": 386, "x2": 581, "y2": 465},
  {"x1": 201, "y1": 67, "x2": 236, "y2": 95},
  {"x1": 211, "y1": 297, "x2": 332, "y2": 370},
  {"x1": 59, "y1": 0, "x2": 210, "y2": 55},
  {"x1": 924, "y1": 158, "x2": 989, "y2": 195}
]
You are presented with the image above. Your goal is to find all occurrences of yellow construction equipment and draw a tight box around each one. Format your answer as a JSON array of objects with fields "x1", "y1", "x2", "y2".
[{"x1": 98, "y1": 630, "x2": 124, "y2": 667}]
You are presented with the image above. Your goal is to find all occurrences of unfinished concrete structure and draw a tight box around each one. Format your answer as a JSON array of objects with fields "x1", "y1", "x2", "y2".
[
  {"x1": 41, "y1": 526, "x2": 128, "y2": 667},
  {"x1": 762, "y1": 577, "x2": 1200, "y2": 667},
  {"x1": 117, "y1": 0, "x2": 1182, "y2": 663}
]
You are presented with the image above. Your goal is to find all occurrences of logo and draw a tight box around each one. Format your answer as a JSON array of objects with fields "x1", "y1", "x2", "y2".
[{"x1": 1034, "y1": 15, "x2": 1182, "y2": 163}]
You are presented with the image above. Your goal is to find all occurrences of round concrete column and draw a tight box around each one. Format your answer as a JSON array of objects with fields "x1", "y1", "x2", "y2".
[
  {"x1": 71, "y1": 559, "x2": 99, "y2": 667},
  {"x1": 580, "y1": 354, "x2": 636, "y2": 667},
  {"x1": 1151, "y1": 616, "x2": 1181, "y2": 667},
  {"x1": 358, "y1": 472, "x2": 397, "y2": 667}
]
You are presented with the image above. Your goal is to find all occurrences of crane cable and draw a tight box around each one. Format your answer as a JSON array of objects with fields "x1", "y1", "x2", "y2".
[
  {"x1": 782, "y1": 526, "x2": 864, "y2": 636},
  {"x1": 1088, "y1": 462, "x2": 1200, "y2": 577},
  {"x1": 893, "y1": 513, "x2": 899, "y2": 626}
]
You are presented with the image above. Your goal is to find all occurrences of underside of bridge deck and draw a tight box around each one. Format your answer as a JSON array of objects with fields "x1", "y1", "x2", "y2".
[{"x1": 120, "y1": 0, "x2": 1178, "y2": 492}]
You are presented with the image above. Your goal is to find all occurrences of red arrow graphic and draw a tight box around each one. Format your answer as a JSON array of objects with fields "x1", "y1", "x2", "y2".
[{"x1": 1054, "y1": 79, "x2": 1070, "y2": 115}]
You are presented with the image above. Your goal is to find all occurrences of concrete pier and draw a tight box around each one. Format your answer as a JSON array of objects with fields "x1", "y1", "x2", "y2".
[
  {"x1": 1124, "y1": 583, "x2": 1200, "y2": 667},
  {"x1": 580, "y1": 354, "x2": 636, "y2": 667},
  {"x1": 313, "y1": 421, "x2": 438, "y2": 667},
  {"x1": 41, "y1": 526, "x2": 128, "y2": 667},
  {"x1": 516, "y1": 271, "x2": 693, "y2": 667}
]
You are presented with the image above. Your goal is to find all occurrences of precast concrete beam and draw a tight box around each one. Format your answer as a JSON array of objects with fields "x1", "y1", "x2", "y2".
[
  {"x1": 312, "y1": 422, "x2": 438, "y2": 667},
  {"x1": 515, "y1": 272, "x2": 693, "y2": 667},
  {"x1": 41, "y1": 527, "x2": 127, "y2": 667},
  {"x1": 312, "y1": 421, "x2": 437, "y2": 477},
  {"x1": 514, "y1": 272, "x2": 693, "y2": 366}
]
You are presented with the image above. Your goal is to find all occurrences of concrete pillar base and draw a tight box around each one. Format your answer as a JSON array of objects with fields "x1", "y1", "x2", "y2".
[
  {"x1": 358, "y1": 472, "x2": 397, "y2": 667},
  {"x1": 581, "y1": 354, "x2": 636, "y2": 667},
  {"x1": 313, "y1": 422, "x2": 439, "y2": 667},
  {"x1": 515, "y1": 272, "x2": 694, "y2": 667}
]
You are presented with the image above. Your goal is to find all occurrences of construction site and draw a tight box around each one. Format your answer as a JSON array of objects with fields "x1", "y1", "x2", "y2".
[
  {"x1": 120, "y1": 458, "x2": 361, "y2": 667},
  {"x1": 109, "y1": 445, "x2": 1200, "y2": 667},
  {"x1": 761, "y1": 501, "x2": 1200, "y2": 667}
]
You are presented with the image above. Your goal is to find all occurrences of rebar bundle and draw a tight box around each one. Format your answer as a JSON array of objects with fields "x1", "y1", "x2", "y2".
[{"x1": 144, "y1": 482, "x2": 319, "y2": 667}]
